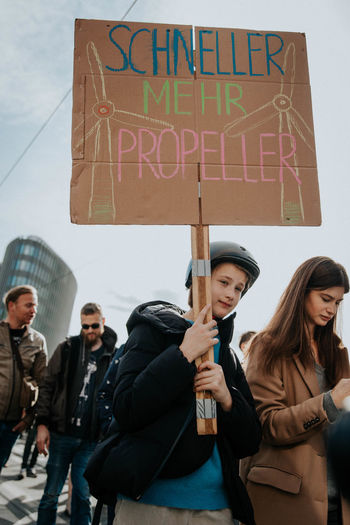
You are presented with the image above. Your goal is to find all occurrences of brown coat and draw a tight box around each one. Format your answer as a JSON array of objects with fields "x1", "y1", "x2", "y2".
[
  {"x1": 0, "y1": 321, "x2": 47, "y2": 425},
  {"x1": 241, "y1": 342, "x2": 350, "y2": 525}
]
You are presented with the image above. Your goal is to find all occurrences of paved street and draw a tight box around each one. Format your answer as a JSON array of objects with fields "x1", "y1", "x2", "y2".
[{"x1": 0, "y1": 434, "x2": 108, "y2": 524}]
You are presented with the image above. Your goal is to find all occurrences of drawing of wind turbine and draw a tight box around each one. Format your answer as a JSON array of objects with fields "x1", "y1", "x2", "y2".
[
  {"x1": 73, "y1": 41, "x2": 174, "y2": 223},
  {"x1": 224, "y1": 43, "x2": 315, "y2": 224}
]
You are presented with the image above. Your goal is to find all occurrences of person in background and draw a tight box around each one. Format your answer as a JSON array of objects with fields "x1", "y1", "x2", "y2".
[
  {"x1": 64, "y1": 470, "x2": 73, "y2": 518},
  {"x1": 328, "y1": 398, "x2": 350, "y2": 503},
  {"x1": 108, "y1": 241, "x2": 262, "y2": 525},
  {"x1": 16, "y1": 425, "x2": 39, "y2": 479},
  {"x1": 238, "y1": 331, "x2": 257, "y2": 371},
  {"x1": 35, "y1": 302, "x2": 117, "y2": 525},
  {"x1": 94, "y1": 343, "x2": 125, "y2": 525},
  {"x1": 241, "y1": 256, "x2": 350, "y2": 525},
  {"x1": 0, "y1": 285, "x2": 47, "y2": 473},
  {"x1": 96, "y1": 344, "x2": 125, "y2": 437}
]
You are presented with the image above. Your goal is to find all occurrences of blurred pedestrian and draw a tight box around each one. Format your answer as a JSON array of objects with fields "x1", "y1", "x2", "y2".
[
  {"x1": 238, "y1": 331, "x2": 257, "y2": 370},
  {"x1": 16, "y1": 425, "x2": 39, "y2": 479},
  {"x1": 93, "y1": 344, "x2": 125, "y2": 525},
  {"x1": 0, "y1": 285, "x2": 47, "y2": 473},
  {"x1": 64, "y1": 470, "x2": 72, "y2": 517},
  {"x1": 241, "y1": 256, "x2": 350, "y2": 525},
  {"x1": 35, "y1": 302, "x2": 117, "y2": 525},
  {"x1": 328, "y1": 399, "x2": 350, "y2": 503},
  {"x1": 96, "y1": 344, "x2": 125, "y2": 437}
]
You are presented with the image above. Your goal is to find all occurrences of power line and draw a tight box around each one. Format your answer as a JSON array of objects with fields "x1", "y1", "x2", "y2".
[
  {"x1": 0, "y1": 88, "x2": 72, "y2": 190},
  {"x1": 0, "y1": 0, "x2": 140, "y2": 191},
  {"x1": 121, "y1": 0, "x2": 139, "y2": 20}
]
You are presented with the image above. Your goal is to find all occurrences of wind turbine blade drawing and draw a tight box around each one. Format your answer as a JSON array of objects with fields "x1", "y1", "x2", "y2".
[
  {"x1": 224, "y1": 42, "x2": 315, "y2": 224},
  {"x1": 73, "y1": 41, "x2": 174, "y2": 223},
  {"x1": 224, "y1": 100, "x2": 277, "y2": 137},
  {"x1": 225, "y1": 43, "x2": 313, "y2": 150}
]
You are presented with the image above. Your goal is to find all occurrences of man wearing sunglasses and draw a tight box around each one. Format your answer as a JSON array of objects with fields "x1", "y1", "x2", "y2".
[{"x1": 35, "y1": 302, "x2": 117, "y2": 525}]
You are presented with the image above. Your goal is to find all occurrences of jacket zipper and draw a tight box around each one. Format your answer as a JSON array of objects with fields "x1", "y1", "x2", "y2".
[{"x1": 135, "y1": 402, "x2": 196, "y2": 500}]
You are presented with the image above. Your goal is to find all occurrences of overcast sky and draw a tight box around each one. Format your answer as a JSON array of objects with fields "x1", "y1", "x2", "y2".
[{"x1": 1, "y1": 0, "x2": 349, "y2": 352}]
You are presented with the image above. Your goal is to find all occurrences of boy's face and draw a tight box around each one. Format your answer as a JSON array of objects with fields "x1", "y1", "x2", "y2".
[{"x1": 211, "y1": 263, "x2": 248, "y2": 319}]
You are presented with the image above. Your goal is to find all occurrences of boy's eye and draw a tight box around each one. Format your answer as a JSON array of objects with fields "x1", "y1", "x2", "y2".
[{"x1": 220, "y1": 280, "x2": 228, "y2": 285}]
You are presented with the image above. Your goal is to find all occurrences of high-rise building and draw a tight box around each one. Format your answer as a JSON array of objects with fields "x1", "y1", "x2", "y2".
[{"x1": 0, "y1": 236, "x2": 77, "y2": 356}]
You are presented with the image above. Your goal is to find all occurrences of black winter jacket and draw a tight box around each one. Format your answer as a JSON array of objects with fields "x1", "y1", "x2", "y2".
[
  {"x1": 112, "y1": 301, "x2": 261, "y2": 525},
  {"x1": 96, "y1": 344, "x2": 125, "y2": 435},
  {"x1": 36, "y1": 326, "x2": 117, "y2": 441}
]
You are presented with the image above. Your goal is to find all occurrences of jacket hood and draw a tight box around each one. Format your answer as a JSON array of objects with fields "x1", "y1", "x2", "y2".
[
  {"x1": 126, "y1": 301, "x2": 235, "y2": 345},
  {"x1": 126, "y1": 301, "x2": 189, "y2": 336},
  {"x1": 102, "y1": 325, "x2": 118, "y2": 352}
]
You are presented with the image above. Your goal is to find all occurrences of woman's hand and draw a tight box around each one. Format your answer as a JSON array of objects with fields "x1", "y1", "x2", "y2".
[
  {"x1": 331, "y1": 378, "x2": 350, "y2": 409},
  {"x1": 194, "y1": 360, "x2": 232, "y2": 412},
  {"x1": 179, "y1": 305, "x2": 219, "y2": 363}
]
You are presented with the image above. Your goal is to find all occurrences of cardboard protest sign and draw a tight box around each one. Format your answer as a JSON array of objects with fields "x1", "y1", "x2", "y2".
[{"x1": 71, "y1": 19, "x2": 321, "y2": 226}]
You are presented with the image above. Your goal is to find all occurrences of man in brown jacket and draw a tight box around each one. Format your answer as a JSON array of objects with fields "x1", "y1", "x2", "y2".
[{"x1": 0, "y1": 285, "x2": 47, "y2": 472}]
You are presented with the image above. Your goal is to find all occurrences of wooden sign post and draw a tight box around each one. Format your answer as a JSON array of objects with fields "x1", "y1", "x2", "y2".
[
  {"x1": 71, "y1": 20, "x2": 321, "y2": 434},
  {"x1": 191, "y1": 162, "x2": 216, "y2": 434},
  {"x1": 191, "y1": 223, "x2": 217, "y2": 434}
]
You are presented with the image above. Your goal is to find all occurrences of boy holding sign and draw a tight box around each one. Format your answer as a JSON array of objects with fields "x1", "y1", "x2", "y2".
[{"x1": 107, "y1": 241, "x2": 261, "y2": 525}]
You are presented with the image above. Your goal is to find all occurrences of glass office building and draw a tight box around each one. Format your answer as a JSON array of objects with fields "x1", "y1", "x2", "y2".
[{"x1": 0, "y1": 236, "x2": 77, "y2": 356}]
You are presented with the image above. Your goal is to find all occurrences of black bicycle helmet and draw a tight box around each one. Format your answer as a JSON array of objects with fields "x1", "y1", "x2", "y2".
[{"x1": 185, "y1": 241, "x2": 260, "y2": 296}]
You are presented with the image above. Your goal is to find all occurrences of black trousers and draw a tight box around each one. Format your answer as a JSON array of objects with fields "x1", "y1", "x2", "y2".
[
  {"x1": 328, "y1": 506, "x2": 342, "y2": 525},
  {"x1": 21, "y1": 426, "x2": 38, "y2": 469}
]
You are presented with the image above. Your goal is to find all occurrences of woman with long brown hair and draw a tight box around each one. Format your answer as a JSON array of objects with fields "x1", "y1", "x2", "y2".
[{"x1": 241, "y1": 256, "x2": 350, "y2": 525}]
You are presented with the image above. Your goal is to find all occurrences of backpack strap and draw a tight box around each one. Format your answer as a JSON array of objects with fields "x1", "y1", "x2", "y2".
[
  {"x1": 57, "y1": 338, "x2": 70, "y2": 389},
  {"x1": 10, "y1": 336, "x2": 25, "y2": 378}
]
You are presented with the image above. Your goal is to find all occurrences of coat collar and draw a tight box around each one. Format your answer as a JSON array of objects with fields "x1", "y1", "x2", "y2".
[
  {"x1": 292, "y1": 355, "x2": 320, "y2": 397},
  {"x1": 216, "y1": 312, "x2": 236, "y2": 346},
  {"x1": 0, "y1": 320, "x2": 35, "y2": 341}
]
